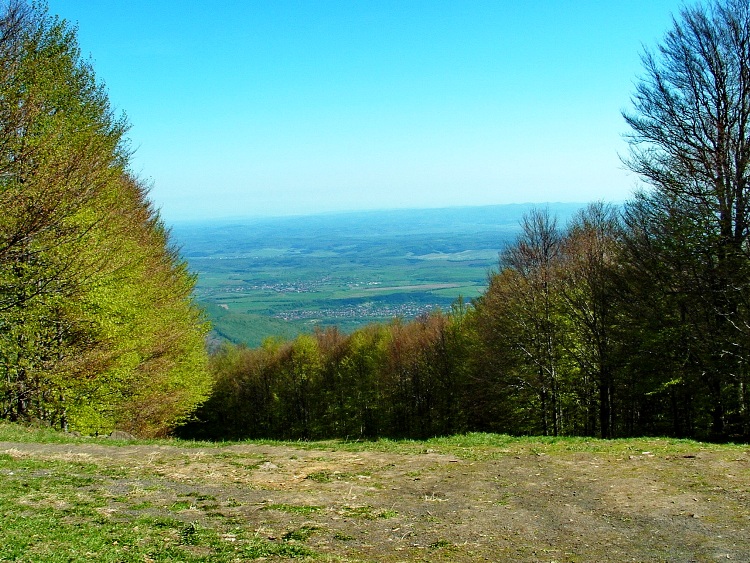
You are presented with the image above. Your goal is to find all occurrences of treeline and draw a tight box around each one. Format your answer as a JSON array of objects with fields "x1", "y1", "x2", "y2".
[
  {"x1": 182, "y1": 0, "x2": 750, "y2": 443},
  {"x1": 182, "y1": 199, "x2": 750, "y2": 442},
  {"x1": 180, "y1": 201, "x2": 748, "y2": 442},
  {"x1": 0, "y1": 1, "x2": 211, "y2": 436},
  {"x1": 180, "y1": 307, "x2": 473, "y2": 440}
]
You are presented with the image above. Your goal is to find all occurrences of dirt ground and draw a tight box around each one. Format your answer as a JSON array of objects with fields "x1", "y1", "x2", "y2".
[{"x1": 2, "y1": 438, "x2": 749, "y2": 562}]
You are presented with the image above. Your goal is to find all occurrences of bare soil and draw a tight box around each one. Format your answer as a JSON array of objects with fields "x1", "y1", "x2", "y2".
[{"x1": 2, "y1": 438, "x2": 749, "y2": 561}]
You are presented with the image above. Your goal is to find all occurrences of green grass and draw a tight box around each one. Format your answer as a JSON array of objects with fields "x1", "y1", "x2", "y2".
[
  {"x1": 1, "y1": 420, "x2": 741, "y2": 459},
  {"x1": 241, "y1": 538, "x2": 315, "y2": 559},
  {"x1": 0, "y1": 457, "x2": 189, "y2": 562},
  {"x1": 282, "y1": 525, "x2": 320, "y2": 542},
  {"x1": 305, "y1": 470, "x2": 334, "y2": 483},
  {"x1": 0, "y1": 421, "x2": 86, "y2": 443},
  {"x1": 429, "y1": 539, "x2": 457, "y2": 550},
  {"x1": 367, "y1": 433, "x2": 741, "y2": 475},
  {"x1": 235, "y1": 432, "x2": 728, "y2": 461},
  {"x1": 264, "y1": 503, "x2": 324, "y2": 515},
  {"x1": 340, "y1": 505, "x2": 398, "y2": 520},
  {"x1": 0, "y1": 446, "x2": 320, "y2": 562}
]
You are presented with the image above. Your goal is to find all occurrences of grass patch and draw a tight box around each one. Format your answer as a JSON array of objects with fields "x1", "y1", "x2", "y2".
[
  {"x1": 179, "y1": 521, "x2": 201, "y2": 545},
  {"x1": 6, "y1": 421, "x2": 738, "y2": 462},
  {"x1": 305, "y1": 470, "x2": 332, "y2": 483},
  {"x1": 305, "y1": 470, "x2": 353, "y2": 483},
  {"x1": 0, "y1": 422, "x2": 84, "y2": 444},
  {"x1": 129, "y1": 500, "x2": 153, "y2": 509},
  {"x1": 429, "y1": 539, "x2": 456, "y2": 550},
  {"x1": 264, "y1": 503, "x2": 323, "y2": 515},
  {"x1": 0, "y1": 450, "x2": 320, "y2": 562},
  {"x1": 340, "y1": 505, "x2": 398, "y2": 520},
  {"x1": 261, "y1": 432, "x2": 742, "y2": 461},
  {"x1": 242, "y1": 538, "x2": 315, "y2": 559},
  {"x1": 170, "y1": 500, "x2": 194, "y2": 511},
  {"x1": 282, "y1": 525, "x2": 320, "y2": 542}
]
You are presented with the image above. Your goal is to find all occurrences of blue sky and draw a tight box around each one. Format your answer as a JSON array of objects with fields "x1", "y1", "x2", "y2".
[{"x1": 48, "y1": 1, "x2": 684, "y2": 223}]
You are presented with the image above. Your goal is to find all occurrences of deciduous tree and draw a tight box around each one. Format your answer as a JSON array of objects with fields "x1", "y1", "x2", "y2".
[
  {"x1": 623, "y1": 0, "x2": 750, "y2": 439},
  {"x1": 0, "y1": 1, "x2": 211, "y2": 436}
]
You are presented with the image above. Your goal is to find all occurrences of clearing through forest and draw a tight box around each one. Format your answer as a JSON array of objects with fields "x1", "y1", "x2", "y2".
[{"x1": 0, "y1": 430, "x2": 748, "y2": 561}]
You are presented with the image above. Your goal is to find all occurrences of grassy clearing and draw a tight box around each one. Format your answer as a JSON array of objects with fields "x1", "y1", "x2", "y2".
[
  {"x1": 0, "y1": 451, "x2": 321, "y2": 562},
  {"x1": 1, "y1": 422, "x2": 748, "y2": 561}
]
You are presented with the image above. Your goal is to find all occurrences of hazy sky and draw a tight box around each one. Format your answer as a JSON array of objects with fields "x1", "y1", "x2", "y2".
[{"x1": 48, "y1": 1, "x2": 684, "y2": 223}]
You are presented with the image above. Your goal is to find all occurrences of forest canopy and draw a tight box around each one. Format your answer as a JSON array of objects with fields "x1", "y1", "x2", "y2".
[{"x1": 0, "y1": 0, "x2": 211, "y2": 436}]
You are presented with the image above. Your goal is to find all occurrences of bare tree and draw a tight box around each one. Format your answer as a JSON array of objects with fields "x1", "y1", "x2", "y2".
[{"x1": 624, "y1": 0, "x2": 750, "y2": 237}]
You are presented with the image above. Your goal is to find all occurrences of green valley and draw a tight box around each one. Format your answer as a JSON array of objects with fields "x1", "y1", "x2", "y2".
[{"x1": 173, "y1": 204, "x2": 584, "y2": 346}]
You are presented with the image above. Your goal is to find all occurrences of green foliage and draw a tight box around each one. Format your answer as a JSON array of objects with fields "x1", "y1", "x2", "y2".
[
  {"x1": 620, "y1": 0, "x2": 750, "y2": 440},
  {"x1": 180, "y1": 310, "x2": 474, "y2": 440},
  {"x1": 0, "y1": 2, "x2": 210, "y2": 436}
]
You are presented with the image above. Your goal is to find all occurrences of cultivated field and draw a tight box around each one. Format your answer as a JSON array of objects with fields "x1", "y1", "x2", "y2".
[{"x1": 1, "y1": 424, "x2": 748, "y2": 561}]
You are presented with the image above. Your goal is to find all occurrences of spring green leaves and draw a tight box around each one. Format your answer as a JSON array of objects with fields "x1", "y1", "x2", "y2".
[{"x1": 0, "y1": 1, "x2": 211, "y2": 436}]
